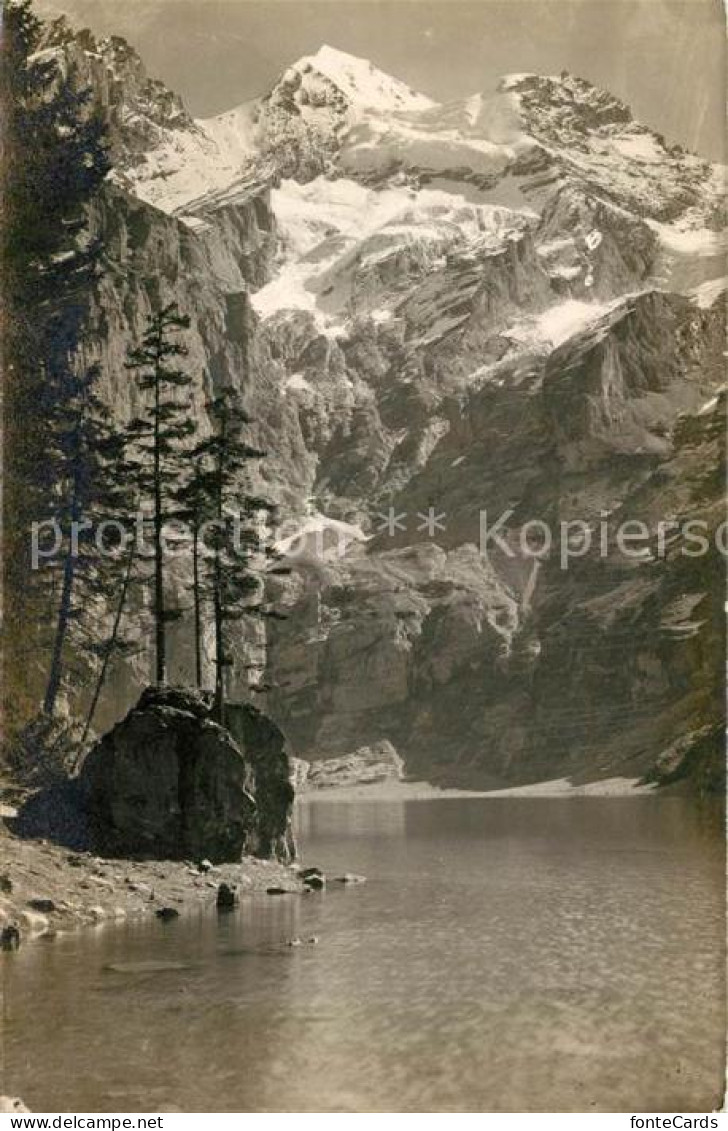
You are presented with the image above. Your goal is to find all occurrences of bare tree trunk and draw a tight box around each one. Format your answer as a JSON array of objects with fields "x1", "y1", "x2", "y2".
[
  {"x1": 152, "y1": 360, "x2": 166, "y2": 684},
  {"x1": 82, "y1": 544, "x2": 135, "y2": 744},
  {"x1": 43, "y1": 522, "x2": 76, "y2": 717},
  {"x1": 213, "y1": 408, "x2": 227, "y2": 725},
  {"x1": 213, "y1": 546, "x2": 225, "y2": 726},
  {"x1": 192, "y1": 527, "x2": 202, "y2": 687}
]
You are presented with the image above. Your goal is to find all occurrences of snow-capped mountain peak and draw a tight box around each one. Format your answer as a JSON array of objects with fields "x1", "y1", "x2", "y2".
[
  {"x1": 181, "y1": 45, "x2": 437, "y2": 210},
  {"x1": 286, "y1": 44, "x2": 434, "y2": 113},
  {"x1": 63, "y1": 15, "x2": 719, "y2": 244}
]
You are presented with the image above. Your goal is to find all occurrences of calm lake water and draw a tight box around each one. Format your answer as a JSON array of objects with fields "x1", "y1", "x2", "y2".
[{"x1": 2, "y1": 796, "x2": 725, "y2": 1112}]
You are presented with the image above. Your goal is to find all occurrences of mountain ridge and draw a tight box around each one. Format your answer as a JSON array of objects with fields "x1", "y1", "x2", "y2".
[
  {"x1": 36, "y1": 13, "x2": 727, "y2": 790},
  {"x1": 41, "y1": 16, "x2": 723, "y2": 227}
]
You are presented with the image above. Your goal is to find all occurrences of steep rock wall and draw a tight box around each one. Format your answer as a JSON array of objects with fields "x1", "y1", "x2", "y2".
[{"x1": 40, "y1": 20, "x2": 725, "y2": 792}]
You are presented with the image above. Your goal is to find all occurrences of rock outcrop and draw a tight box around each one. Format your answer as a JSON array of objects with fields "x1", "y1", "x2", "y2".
[
  {"x1": 79, "y1": 688, "x2": 295, "y2": 862},
  {"x1": 296, "y1": 740, "x2": 404, "y2": 790}
]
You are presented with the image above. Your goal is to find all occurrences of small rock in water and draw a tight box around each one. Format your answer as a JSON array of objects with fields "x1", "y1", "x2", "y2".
[
  {"x1": 307, "y1": 936, "x2": 319, "y2": 945},
  {"x1": 0, "y1": 925, "x2": 21, "y2": 951},
  {"x1": 19, "y1": 910, "x2": 49, "y2": 934},
  {"x1": 303, "y1": 874, "x2": 325, "y2": 891},
  {"x1": 287, "y1": 937, "x2": 303, "y2": 947},
  {"x1": 300, "y1": 866, "x2": 324, "y2": 880},
  {"x1": 266, "y1": 887, "x2": 289, "y2": 896},
  {"x1": 156, "y1": 907, "x2": 180, "y2": 922},
  {"x1": 216, "y1": 882, "x2": 239, "y2": 910},
  {"x1": 0, "y1": 875, "x2": 13, "y2": 894},
  {"x1": 27, "y1": 898, "x2": 55, "y2": 913},
  {"x1": 333, "y1": 873, "x2": 367, "y2": 885}
]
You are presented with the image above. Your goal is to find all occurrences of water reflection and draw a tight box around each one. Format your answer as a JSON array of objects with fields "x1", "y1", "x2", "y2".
[
  {"x1": 295, "y1": 796, "x2": 407, "y2": 841},
  {"x1": 3, "y1": 796, "x2": 724, "y2": 1112}
]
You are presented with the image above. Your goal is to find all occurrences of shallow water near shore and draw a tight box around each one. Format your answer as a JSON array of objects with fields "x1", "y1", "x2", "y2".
[{"x1": 3, "y1": 795, "x2": 725, "y2": 1112}]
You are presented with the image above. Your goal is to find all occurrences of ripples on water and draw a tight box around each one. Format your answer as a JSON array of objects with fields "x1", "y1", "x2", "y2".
[{"x1": 3, "y1": 796, "x2": 725, "y2": 1112}]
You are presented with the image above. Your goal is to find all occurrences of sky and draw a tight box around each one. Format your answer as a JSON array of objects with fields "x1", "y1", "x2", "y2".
[{"x1": 42, "y1": 0, "x2": 726, "y2": 160}]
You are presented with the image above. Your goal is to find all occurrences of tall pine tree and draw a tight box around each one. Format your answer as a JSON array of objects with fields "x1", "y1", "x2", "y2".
[
  {"x1": 173, "y1": 457, "x2": 212, "y2": 689},
  {"x1": 1, "y1": 0, "x2": 111, "y2": 736},
  {"x1": 39, "y1": 368, "x2": 131, "y2": 717},
  {"x1": 190, "y1": 387, "x2": 285, "y2": 724},
  {"x1": 125, "y1": 303, "x2": 196, "y2": 684}
]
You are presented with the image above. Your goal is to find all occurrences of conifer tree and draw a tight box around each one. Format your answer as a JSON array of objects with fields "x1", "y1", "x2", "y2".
[
  {"x1": 125, "y1": 304, "x2": 196, "y2": 684},
  {"x1": 82, "y1": 539, "x2": 138, "y2": 743},
  {"x1": 189, "y1": 387, "x2": 285, "y2": 724},
  {"x1": 39, "y1": 368, "x2": 131, "y2": 717},
  {"x1": 1, "y1": 0, "x2": 110, "y2": 733},
  {"x1": 195, "y1": 389, "x2": 262, "y2": 722},
  {"x1": 173, "y1": 458, "x2": 212, "y2": 688}
]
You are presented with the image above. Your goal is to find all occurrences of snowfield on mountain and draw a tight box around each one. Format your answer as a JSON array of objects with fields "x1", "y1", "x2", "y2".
[{"x1": 39, "y1": 18, "x2": 727, "y2": 790}]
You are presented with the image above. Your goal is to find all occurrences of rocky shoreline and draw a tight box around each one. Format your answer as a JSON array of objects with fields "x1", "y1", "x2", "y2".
[
  {"x1": 295, "y1": 774, "x2": 662, "y2": 802},
  {"x1": 0, "y1": 820, "x2": 307, "y2": 948},
  {"x1": 0, "y1": 686, "x2": 383, "y2": 952},
  {"x1": 0, "y1": 823, "x2": 312, "y2": 1117}
]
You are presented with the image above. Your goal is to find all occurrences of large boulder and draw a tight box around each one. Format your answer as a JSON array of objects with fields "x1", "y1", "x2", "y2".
[
  {"x1": 224, "y1": 701, "x2": 296, "y2": 861},
  {"x1": 79, "y1": 687, "x2": 295, "y2": 863}
]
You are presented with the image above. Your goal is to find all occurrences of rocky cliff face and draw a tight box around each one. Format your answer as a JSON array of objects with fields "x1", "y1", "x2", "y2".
[{"x1": 49, "y1": 20, "x2": 725, "y2": 789}]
